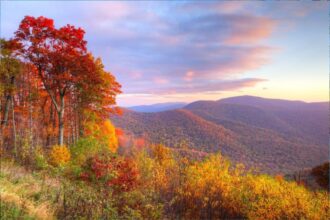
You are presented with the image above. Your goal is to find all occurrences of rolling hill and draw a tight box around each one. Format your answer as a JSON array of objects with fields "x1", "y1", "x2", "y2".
[
  {"x1": 112, "y1": 96, "x2": 329, "y2": 174},
  {"x1": 185, "y1": 96, "x2": 328, "y2": 146}
]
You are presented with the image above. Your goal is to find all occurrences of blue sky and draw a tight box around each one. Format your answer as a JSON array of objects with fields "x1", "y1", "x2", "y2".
[{"x1": 1, "y1": 1, "x2": 328, "y2": 106}]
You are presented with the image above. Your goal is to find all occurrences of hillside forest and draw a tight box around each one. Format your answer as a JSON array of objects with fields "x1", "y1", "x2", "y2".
[{"x1": 0, "y1": 16, "x2": 329, "y2": 219}]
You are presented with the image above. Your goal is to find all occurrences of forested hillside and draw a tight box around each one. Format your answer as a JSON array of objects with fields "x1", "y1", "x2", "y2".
[{"x1": 113, "y1": 96, "x2": 328, "y2": 174}]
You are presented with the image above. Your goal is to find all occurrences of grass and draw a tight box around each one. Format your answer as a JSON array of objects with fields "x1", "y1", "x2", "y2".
[{"x1": 0, "y1": 160, "x2": 59, "y2": 220}]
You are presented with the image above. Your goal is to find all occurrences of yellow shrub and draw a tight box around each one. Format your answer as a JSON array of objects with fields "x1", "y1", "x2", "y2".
[
  {"x1": 83, "y1": 120, "x2": 118, "y2": 153},
  {"x1": 176, "y1": 154, "x2": 242, "y2": 219},
  {"x1": 102, "y1": 120, "x2": 118, "y2": 153},
  {"x1": 134, "y1": 146, "x2": 179, "y2": 197},
  {"x1": 241, "y1": 175, "x2": 330, "y2": 220},
  {"x1": 49, "y1": 145, "x2": 70, "y2": 166},
  {"x1": 174, "y1": 154, "x2": 330, "y2": 219}
]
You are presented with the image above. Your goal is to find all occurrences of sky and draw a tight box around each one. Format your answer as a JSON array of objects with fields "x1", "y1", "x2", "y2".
[{"x1": 1, "y1": 0, "x2": 329, "y2": 106}]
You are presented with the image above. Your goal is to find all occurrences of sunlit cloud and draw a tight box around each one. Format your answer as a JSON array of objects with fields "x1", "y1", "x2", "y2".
[
  {"x1": 125, "y1": 78, "x2": 267, "y2": 95},
  {"x1": 184, "y1": 71, "x2": 195, "y2": 82},
  {"x1": 1, "y1": 0, "x2": 328, "y2": 106}
]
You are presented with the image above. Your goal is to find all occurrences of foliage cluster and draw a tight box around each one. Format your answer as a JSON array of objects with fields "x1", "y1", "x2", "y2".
[
  {"x1": 80, "y1": 153, "x2": 139, "y2": 192},
  {"x1": 132, "y1": 148, "x2": 329, "y2": 220},
  {"x1": 49, "y1": 145, "x2": 71, "y2": 167},
  {"x1": 1, "y1": 15, "x2": 121, "y2": 156},
  {"x1": 1, "y1": 134, "x2": 329, "y2": 220}
]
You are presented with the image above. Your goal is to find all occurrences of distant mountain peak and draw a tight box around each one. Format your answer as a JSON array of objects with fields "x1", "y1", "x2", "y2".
[
  {"x1": 216, "y1": 95, "x2": 326, "y2": 111},
  {"x1": 218, "y1": 95, "x2": 305, "y2": 103}
]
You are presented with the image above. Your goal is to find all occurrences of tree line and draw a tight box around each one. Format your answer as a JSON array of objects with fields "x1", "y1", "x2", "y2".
[{"x1": 1, "y1": 16, "x2": 121, "y2": 156}]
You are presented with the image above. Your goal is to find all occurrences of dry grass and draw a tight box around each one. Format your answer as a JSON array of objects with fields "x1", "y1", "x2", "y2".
[{"x1": 0, "y1": 160, "x2": 58, "y2": 219}]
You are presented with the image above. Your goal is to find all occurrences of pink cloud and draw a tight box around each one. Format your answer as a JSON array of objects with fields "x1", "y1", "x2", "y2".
[
  {"x1": 215, "y1": 2, "x2": 247, "y2": 14},
  {"x1": 86, "y1": 2, "x2": 132, "y2": 20},
  {"x1": 153, "y1": 77, "x2": 169, "y2": 85},
  {"x1": 225, "y1": 16, "x2": 276, "y2": 45},
  {"x1": 181, "y1": 1, "x2": 247, "y2": 14},
  {"x1": 184, "y1": 71, "x2": 195, "y2": 81},
  {"x1": 144, "y1": 78, "x2": 268, "y2": 95},
  {"x1": 218, "y1": 46, "x2": 276, "y2": 75}
]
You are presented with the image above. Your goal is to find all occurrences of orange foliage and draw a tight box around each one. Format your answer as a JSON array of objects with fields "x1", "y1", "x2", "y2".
[
  {"x1": 115, "y1": 128, "x2": 124, "y2": 137},
  {"x1": 275, "y1": 174, "x2": 284, "y2": 182},
  {"x1": 84, "y1": 119, "x2": 118, "y2": 153},
  {"x1": 49, "y1": 145, "x2": 70, "y2": 166},
  {"x1": 102, "y1": 120, "x2": 118, "y2": 153}
]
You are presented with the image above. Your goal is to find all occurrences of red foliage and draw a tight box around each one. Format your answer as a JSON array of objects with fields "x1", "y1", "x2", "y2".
[
  {"x1": 107, "y1": 158, "x2": 139, "y2": 191},
  {"x1": 10, "y1": 16, "x2": 121, "y2": 146},
  {"x1": 115, "y1": 128, "x2": 124, "y2": 137},
  {"x1": 81, "y1": 154, "x2": 139, "y2": 192}
]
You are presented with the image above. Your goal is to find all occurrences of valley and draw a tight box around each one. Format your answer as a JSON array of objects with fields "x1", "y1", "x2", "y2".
[{"x1": 113, "y1": 96, "x2": 329, "y2": 174}]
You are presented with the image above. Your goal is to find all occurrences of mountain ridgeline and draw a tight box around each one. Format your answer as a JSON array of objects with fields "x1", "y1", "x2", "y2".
[
  {"x1": 112, "y1": 96, "x2": 329, "y2": 174},
  {"x1": 128, "y1": 102, "x2": 187, "y2": 112}
]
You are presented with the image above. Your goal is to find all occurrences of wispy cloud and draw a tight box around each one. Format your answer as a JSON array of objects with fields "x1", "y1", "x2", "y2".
[
  {"x1": 1, "y1": 0, "x2": 327, "y2": 105},
  {"x1": 81, "y1": 4, "x2": 278, "y2": 95},
  {"x1": 125, "y1": 78, "x2": 267, "y2": 95}
]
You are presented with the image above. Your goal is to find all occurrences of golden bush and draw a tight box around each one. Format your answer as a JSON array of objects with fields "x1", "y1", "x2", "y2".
[
  {"x1": 83, "y1": 119, "x2": 118, "y2": 153},
  {"x1": 173, "y1": 153, "x2": 330, "y2": 220},
  {"x1": 49, "y1": 145, "x2": 70, "y2": 166},
  {"x1": 240, "y1": 175, "x2": 330, "y2": 220},
  {"x1": 102, "y1": 120, "x2": 118, "y2": 153}
]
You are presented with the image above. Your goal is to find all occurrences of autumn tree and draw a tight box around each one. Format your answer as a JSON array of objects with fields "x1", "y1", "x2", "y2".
[{"x1": 14, "y1": 16, "x2": 121, "y2": 145}]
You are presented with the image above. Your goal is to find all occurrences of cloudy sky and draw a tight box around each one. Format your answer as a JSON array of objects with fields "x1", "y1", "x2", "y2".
[{"x1": 1, "y1": 1, "x2": 328, "y2": 106}]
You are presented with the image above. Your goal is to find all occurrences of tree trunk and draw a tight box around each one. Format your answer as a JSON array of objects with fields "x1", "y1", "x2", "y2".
[
  {"x1": 11, "y1": 97, "x2": 17, "y2": 158},
  {"x1": 2, "y1": 95, "x2": 11, "y2": 126},
  {"x1": 58, "y1": 95, "x2": 65, "y2": 145},
  {"x1": 38, "y1": 68, "x2": 65, "y2": 146},
  {"x1": 1, "y1": 76, "x2": 15, "y2": 127},
  {"x1": 29, "y1": 90, "x2": 34, "y2": 153}
]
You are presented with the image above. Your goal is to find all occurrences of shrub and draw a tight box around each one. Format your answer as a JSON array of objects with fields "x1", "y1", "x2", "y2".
[
  {"x1": 56, "y1": 182, "x2": 118, "y2": 219},
  {"x1": 240, "y1": 174, "x2": 330, "y2": 219},
  {"x1": 0, "y1": 201, "x2": 34, "y2": 220},
  {"x1": 311, "y1": 162, "x2": 329, "y2": 190},
  {"x1": 80, "y1": 153, "x2": 139, "y2": 192},
  {"x1": 113, "y1": 190, "x2": 163, "y2": 220},
  {"x1": 103, "y1": 120, "x2": 119, "y2": 153},
  {"x1": 70, "y1": 136, "x2": 106, "y2": 167},
  {"x1": 34, "y1": 146, "x2": 48, "y2": 170},
  {"x1": 49, "y1": 145, "x2": 70, "y2": 166},
  {"x1": 174, "y1": 154, "x2": 243, "y2": 219},
  {"x1": 84, "y1": 119, "x2": 119, "y2": 153},
  {"x1": 171, "y1": 153, "x2": 330, "y2": 220}
]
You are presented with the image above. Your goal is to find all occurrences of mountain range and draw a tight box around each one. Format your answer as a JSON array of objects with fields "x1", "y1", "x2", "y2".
[
  {"x1": 112, "y1": 96, "x2": 329, "y2": 174},
  {"x1": 127, "y1": 102, "x2": 187, "y2": 112}
]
